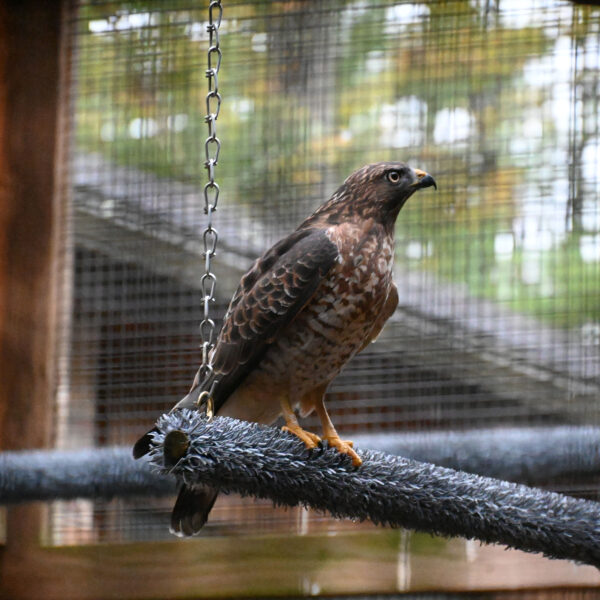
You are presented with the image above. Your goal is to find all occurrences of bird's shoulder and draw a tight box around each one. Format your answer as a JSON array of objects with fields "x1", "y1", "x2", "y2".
[
  {"x1": 215, "y1": 227, "x2": 340, "y2": 354},
  {"x1": 226, "y1": 227, "x2": 339, "y2": 316}
]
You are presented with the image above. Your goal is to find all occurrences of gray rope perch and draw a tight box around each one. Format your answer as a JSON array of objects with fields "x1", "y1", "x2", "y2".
[
  {"x1": 1, "y1": 426, "x2": 599, "y2": 504},
  {"x1": 354, "y1": 426, "x2": 600, "y2": 485},
  {"x1": 148, "y1": 410, "x2": 600, "y2": 568},
  {"x1": 0, "y1": 447, "x2": 175, "y2": 503}
]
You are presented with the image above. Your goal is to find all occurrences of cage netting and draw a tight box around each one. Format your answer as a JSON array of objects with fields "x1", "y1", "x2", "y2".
[{"x1": 49, "y1": 0, "x2": 600, "y2": 547}]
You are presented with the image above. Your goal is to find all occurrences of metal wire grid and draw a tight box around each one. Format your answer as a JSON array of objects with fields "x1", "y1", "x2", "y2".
[{"x1": 49, "y1": 0, "x2": 600, "y2": 543}]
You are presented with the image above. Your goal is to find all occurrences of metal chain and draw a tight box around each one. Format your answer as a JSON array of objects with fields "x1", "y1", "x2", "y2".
[{"x1": 198, "y1": 0, "x2": 223, "y2": 398}]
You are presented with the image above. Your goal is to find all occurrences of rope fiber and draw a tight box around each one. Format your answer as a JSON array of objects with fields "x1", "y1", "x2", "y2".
[
  {"x1": 0, "y1": 447, "x2": 175, "y2": 502},
  {"x1": 2, "y1": 427, "x2": 598, "y2": 504}
]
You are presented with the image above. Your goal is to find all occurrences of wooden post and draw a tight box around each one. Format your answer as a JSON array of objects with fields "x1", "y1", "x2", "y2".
[{"x1": 0, "y1": 0, "x2": 71, "y2": 596}]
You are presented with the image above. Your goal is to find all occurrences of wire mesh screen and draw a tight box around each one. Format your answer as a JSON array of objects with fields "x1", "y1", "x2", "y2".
[{"x1": 51, "y1": 0, "x2": 600, "y2": 546}]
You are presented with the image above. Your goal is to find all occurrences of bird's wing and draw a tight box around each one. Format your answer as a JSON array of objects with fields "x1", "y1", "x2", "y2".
[
  {"x1": 133, "y1": 228, "x2": 338, "y2": 460},
  {"x1": 180, "y1": 227, "x2": 340, "y2": 412}
]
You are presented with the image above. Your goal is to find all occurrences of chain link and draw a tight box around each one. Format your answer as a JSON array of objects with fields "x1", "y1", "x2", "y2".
[{"x1": 198, "y1": 0, "x2": 223, "y2": 390}]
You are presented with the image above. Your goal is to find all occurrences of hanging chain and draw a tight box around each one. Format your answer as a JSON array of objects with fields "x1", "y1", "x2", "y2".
[{"x1": 197, "y1": 0, "x2": 223, "y2": 409}]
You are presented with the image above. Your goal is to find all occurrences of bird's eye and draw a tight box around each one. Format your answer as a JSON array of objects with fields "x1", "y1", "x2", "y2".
[{"x1": 387, "y1": 171, "x2": 401, "y2": 183}]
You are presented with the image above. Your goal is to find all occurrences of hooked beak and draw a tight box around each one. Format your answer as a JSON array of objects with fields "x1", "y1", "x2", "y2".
[{"x1": 412, "y1": 168, "x2": 437, "y2": 190}]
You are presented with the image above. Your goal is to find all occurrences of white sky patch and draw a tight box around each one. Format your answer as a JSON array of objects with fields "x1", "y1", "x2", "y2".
[
  {"x1": 585, "y1": 36, "x2": 600, "y2": 69},
  {"x1": 541, "y1": 201, "x2": 567, "y2": 236},
  {"x1": 384, "y1": 3, "x2": 430, "y2": 34},
  {"x1": 552, "y1": 178, "x2": 570, "y2": 209},
  {"x1": 521, "y1": 255, "x2": 541, "y2": 285},
  {"x1": 340, "y1": 0, "x2": 369, "y2": 29},
  {"x1": 523, "y1": 36, "x2": 573, "y2": 90},
  {"x1": 186, "y1": 22, "x2": 208, "y2": 43},
  {"x1": 523, "y1": 116, "x2": 544, "y2": 139},
  {"x1": 167, "y1": 114, "x2": 188, "y2": 133},
  {"x1": 544, "y1": 83, "x2": 572, "y2": 137},
  {"x1": 553, "y1": 35, "x2": 576, "y2": 78},
  {"x1": 380, "y1": 96, "x2": 426, "y2": 148},
  {"x1": 528, "y1": 229, "x2": 554, "y2": 252},
  {"x1": 580, "y1": 234, "x2": 600, "y2": 263},
  {"x1": 100, "y1": 122, "x2": 116, "y2": 142},
  {"x1": 386, "y1": 128, "x2": 424, "y2": 148},
  {"x1": 582, "y1": 201, "x2": 600, "y2": 233},
  {"x1": 494, "y1": 232, "x2": 515, "y2": 259},
  {"x1": 514, "y1": 177, "x2": 570, "y2": 242},
  {"x1": 541, "y1": 144, "x2": 568, "y2": 169},
  {"x1": 252, "y1": 33, "x2": 268, "y2": 53},
  {"x1": 229, "y1": 97, "x2": 255, "y2": 119},
  {"x1": 582, "y1": 138, "x2": 600, "y2": 183},
  {"x1": 508, "y1": 110, "x2": 545, "y2": 156},
  {"x1": 510, "y1": 135, "x2": 540, "y2": 156},
  {"x1": 500, "y1": 0, "x2": 572, "y2": 31},
  {"x1": 406, "y1": 241, "x2": 433, "y2": 260},
  {"x1": 89, "y1": 19, "x2": 111, "y2": 34},
  {"x1": 514, "y1": 211, "x2": 560, "y2": 252},
  {"x1": 89, "y1": 13, "x2": 153, "y2": 34},
  {"x1": 433, "y1": 107, "x2": 473, "y2": 144},
  {"x1": 129, "y1": 117, "x2": 158, "y2": 139},
  {"x1": 119, "y1": 13, "x2": 151, "y2": 29},
  {"x1": 339, "y1": 129, "x2": 353, "y2": 143},
  {"x1": 365, "y1": 50, "x2": 388, "y2": 74},
  {"x1": 100, "y1": 198, "x2": 116, "y2": 219},
  {"x1": 499, "y1": 0, "x2": 535, "y2": 29}
]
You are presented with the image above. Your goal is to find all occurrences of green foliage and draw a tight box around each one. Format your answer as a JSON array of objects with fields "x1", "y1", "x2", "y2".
[{"x1": 74, "y1": 1, "x2": 600, "y2": 329}]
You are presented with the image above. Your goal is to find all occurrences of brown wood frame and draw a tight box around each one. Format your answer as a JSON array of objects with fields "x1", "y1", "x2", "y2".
[
  {"x1": 0, "y1": 530, "x2": 599, "y2": 599},
  {"x1": 0, "y1": 0, "x2": 72, "y2": 592}
]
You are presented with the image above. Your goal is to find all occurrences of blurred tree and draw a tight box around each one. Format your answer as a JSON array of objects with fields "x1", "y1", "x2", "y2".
[{"x1": 72, "y1": 0, "x2": 600, "y2": 327}]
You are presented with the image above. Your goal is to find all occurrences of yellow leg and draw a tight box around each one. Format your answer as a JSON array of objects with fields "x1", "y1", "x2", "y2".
[
  {"x1": 314, "y1": 398, "x2": 362, "y2": 467},
  {"x1": 280, "y1": 396, "x2": 321, "y2": 449}
]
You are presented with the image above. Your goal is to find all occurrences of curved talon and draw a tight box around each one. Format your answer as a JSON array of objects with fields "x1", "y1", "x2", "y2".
[
  {"x1": 325, "y1": 436, "x2": 362, "y2": 466},
  {"x1": 282, "y1": 424, "x2": 321, "y2": 449}
]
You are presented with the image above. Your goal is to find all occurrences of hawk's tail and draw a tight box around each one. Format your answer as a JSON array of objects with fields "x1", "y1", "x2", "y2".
[
  {"x1": 170, "y1": 484, "x2": 219, "y2": 537},
  {"x1": 132, "y1": 427, "x2": 158, "y2": 459},
  {"x1": 132, "y1": 384, "x2": 220, "y2": 533}
]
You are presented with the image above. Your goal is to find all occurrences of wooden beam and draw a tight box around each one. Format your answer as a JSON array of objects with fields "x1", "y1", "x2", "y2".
[
  {"x1": 0, "y1": 0, "x2": 68, "y2": 449},
  {"x1": 0, "y1": 531, "x2": 599, "y2": 600},
  {"x1": 0, "y1": 0, "x2": 71, "y2": 594}
]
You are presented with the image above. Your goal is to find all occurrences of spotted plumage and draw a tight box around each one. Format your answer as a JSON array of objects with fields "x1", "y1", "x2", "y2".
[{"x1": 133, "y1": 161, "x2": 436, "y2": 536}]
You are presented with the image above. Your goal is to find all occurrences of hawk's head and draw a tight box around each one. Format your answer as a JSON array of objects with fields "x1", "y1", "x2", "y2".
[
  {"x1": 346, "y1": 161, "x2": 436, "y2": 220},
  {"x1": 308, "y1": 162, "x2": 436, "y2": 230}
]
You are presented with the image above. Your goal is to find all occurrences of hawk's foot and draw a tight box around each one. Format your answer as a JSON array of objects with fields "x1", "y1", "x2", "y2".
[
  {"x1": 324, "y1": 435, "x2": 362, "y2": 466},
  {"x1": 282, "y1": 424, "x2": 321, "y2": 449}
]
